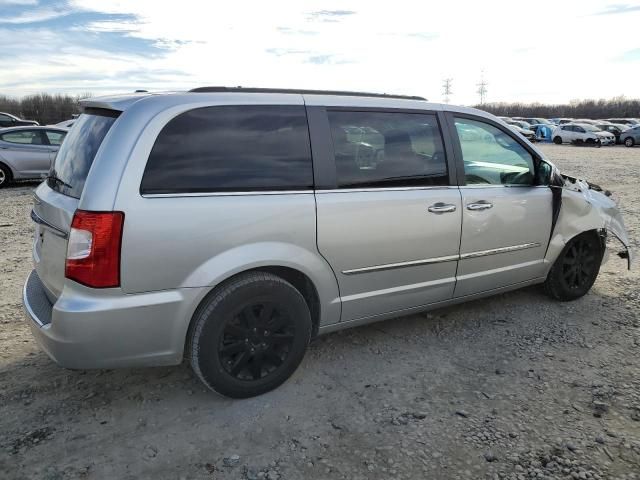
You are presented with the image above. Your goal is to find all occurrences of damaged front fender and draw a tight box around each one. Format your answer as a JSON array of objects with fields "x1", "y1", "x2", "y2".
[{"x1": 545, "y1": 174, "x2": 633, "y2": 270}]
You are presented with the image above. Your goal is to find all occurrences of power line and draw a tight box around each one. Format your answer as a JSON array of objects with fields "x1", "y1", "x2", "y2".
[
  {"x1": 442, "y1": 78, "x2": 453, "y2": 103},
  {"x1": 477, "y1": 71, "x2": 488, "y2": 105}
]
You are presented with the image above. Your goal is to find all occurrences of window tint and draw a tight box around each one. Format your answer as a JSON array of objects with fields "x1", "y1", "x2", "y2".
[
  {"x1": 0, "y1": 130, "x2": 45, "y2": 145},
  {"x1": 141, "y1": 105, "x2": 313, "y2": 194},
  {"x1": 45, "y1": 130, "x2": 66, "y2": 146},
  {"x1": 454, "y1": 117, "x2": 535, "y2": 186},
  {"x1": 49, "y1": 110, "x2": 118, "y2": 198},
  {"x1": 327, "y1": 111, "x2": 448, "y2": 188}
]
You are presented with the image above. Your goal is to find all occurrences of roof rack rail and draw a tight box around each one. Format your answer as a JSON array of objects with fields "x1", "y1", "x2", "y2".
[{"x1": 188, "y1": 86, "x2": 426, "y2": 101}]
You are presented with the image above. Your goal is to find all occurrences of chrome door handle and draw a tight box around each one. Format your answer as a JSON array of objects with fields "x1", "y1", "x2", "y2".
[
  {"x1": 428, "y1": 202, "x2": 457, "y2": 214},
  {"x1": 466, "y1": 201, "x2": 493, "y2": 211}
]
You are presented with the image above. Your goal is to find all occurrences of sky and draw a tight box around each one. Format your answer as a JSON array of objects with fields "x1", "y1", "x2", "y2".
[{"x1": 0, "y1": 0, "x2": 639, "y2": 105}]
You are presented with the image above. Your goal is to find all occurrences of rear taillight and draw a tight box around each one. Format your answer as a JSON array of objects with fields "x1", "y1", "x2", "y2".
[{"x1": 65, "y1": 210, "x2": 124, "y2": 288}]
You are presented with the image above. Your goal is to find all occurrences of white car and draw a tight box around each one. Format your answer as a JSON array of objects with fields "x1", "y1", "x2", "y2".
[{"x1": 552, "y1": 123, "x2": 615, "y2": 146}]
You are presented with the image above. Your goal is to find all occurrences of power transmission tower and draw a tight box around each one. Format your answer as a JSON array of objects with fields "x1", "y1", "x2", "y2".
[
  {"x1": 442, "y1": 78, "x2": 453, "y2": 103},
  {"x1": 476, "y1": 72, "x2": 488, "y2": 105}
]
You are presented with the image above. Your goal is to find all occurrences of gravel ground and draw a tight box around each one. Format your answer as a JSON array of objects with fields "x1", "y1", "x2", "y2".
[{"x1": 1, "y1": 144, "x2": 639, "y2": 480}]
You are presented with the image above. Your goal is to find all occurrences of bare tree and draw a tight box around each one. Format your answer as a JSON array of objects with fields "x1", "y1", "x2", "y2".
[
  {"x1": 0, "y1": 93, "x2": 84, "y2": 125},
  {"x1": 475, "y1": 97, "x2": 640, "y2": 119}
]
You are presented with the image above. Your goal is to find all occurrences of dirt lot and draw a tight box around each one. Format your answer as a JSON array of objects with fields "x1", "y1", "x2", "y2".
[{"x1": 1, "y1": 144, "x2": 639, "y2": 480}]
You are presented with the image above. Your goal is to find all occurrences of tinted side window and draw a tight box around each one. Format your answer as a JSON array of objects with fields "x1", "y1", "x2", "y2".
[
  {"x1": 327, "y1": 111, "x2": 448, "y2": 188},
  {"x1": 454, "y1": 117, "x2": 535, "y2": 186},
  {"x1": 141, "y1": 106, "x2": 312, "y2": 194}
]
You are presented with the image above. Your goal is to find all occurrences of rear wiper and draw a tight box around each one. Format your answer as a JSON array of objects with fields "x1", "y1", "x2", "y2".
[{"x1": 46, "y1": 172, "x2": 72, "y2": 190}]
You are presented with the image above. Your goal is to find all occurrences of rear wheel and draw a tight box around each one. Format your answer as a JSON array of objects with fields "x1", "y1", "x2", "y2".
[
  {"x1": 189, "y1": 272, "x2": 312, "y2": 398},
  {"x1": 624, "y1": 137, "x2": 635, "y2": 147},
  {"x1": 553, "y1": 136, "x2": 563, "y2": 145},
  {"x1": 0, "y1": 164, "x2": 12, "y2": 188},
  {"x1": 544, "y1": 233, "x2": 603, "y2": 301}
]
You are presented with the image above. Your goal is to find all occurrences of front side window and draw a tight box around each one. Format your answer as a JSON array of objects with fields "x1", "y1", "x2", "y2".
[
  {"x1": 0, "y1": 130, "x2": 44, "y2": 145},
  {"x1": 327, "y1": 111, "x2": 448, "y2": 188},
  {"x1": 141, "y1": 105, "x2": 313, "y2": 194},
  {"x1": 454, "y1": 117, "x2": 535, "y2": 186}
]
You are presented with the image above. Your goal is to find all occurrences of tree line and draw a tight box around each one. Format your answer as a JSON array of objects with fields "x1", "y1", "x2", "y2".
[
  {"x1": 475, "y1": 96, "x2": 640, "y2": 119},
  {"x1": 0, "y1": 93, "x2": 88, "y2": 125},
  {"x1": 2, "y1": 92, "x2": 640, "y2": 125}
]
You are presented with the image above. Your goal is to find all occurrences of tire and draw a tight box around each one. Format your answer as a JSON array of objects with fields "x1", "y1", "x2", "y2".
[
  {"x1": 189, "y1": 272, "x2": 312, "y2": 398},
  {"x1": 544, "y1": 232, "x2": 603, "y2": 301},
  {"x1": 0, "y1": 163, "x2": 12, "y2": 189},
  {"x1": 624, "y1": 137, "x2": 635, "y2": 147},
  {"x1": 553, "y1": 136, "x2": 563, "y2": 145}
]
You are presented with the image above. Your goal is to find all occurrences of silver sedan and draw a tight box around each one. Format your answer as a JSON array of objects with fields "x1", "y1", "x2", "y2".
[{"x1": 0, "y1": 126, "x2": 67, "y2": 188}]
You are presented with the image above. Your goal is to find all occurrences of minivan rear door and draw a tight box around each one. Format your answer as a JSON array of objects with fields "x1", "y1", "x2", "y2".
[
  {"x1": 311, "y1": 107, "x2": 462, "y2": 322},
  {"x1": 32, "y1": 109, "x2": 119, "y2": 300}
]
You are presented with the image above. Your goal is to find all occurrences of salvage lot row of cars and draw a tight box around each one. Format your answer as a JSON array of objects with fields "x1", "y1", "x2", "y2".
[
  {"x1": 0, "y1": 112, "x2": 74, "y2": 188},
  {"x1": 498, "y1": 115, "x2": 640, "y2": 147}
]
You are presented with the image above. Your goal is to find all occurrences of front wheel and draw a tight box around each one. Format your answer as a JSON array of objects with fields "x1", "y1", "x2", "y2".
[
  {"x1": 189, "y1": 272, "x2": 312, "y2": 398},
  {"x1": 624, "y1": 137, "x2": 635, "y2": 147},
  {"x1": 544, "y1": 233, "x2": 603, "y2": 301},
  {"x1": 0, "y1": 164, "x2": 12, "y2": 189},
  {"x1": 553, "y1": 136, "x2": 563, "y2": 145}
]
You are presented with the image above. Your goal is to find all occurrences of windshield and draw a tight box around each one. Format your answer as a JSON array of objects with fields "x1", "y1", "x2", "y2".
[
  {"x1": 48, "y1": 109, "x2": 119, "y2": 198},
  {"x1": 582, "y1": 124, "x2": 601, "y2": 132}
]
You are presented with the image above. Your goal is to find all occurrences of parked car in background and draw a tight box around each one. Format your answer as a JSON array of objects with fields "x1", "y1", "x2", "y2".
[
  {"x1": 52, "y1": 119, "x2": 75, "y2": 129},
  {"x1": 552, "y1": 123, "x2": 615, "y2": 146},
  {"x1": 506, "y1": 120, "x2": 532, "y2": 129},
  {"x1": 0, "y1": 126, "x2": 67, "y2": 188},
  {"x1": 529, "y1": 124, "x2": 555, "y2": 142},
  {"x1": 0, "y1": 112, "x2": 39, "y2": 128},
  {"x1": 595, "y1": 123, "x2": 625, "y2": 144},
  {"x1": 518, "y1": 117, "x2": 552, "y2": 126},
  {"x1": 558, "y1": 119, "x2": 574, "y2": 125},
  {"x1": 22, "y1": 87, "x2": 631, "y2": 398},
  {"x1": 507, "y1": 123, "x2": 536, "y2": 141},
  {"x1": 620, "y1": 125, "x2": 640, "y2": 147},
  {"x1": 607, "y1": 118, "x2": 640, "y2": 126}
]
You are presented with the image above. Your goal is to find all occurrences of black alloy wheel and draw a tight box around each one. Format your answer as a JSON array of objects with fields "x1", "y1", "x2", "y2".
[
  {"x1": 189, "y1": 272, "x2": 312, "y2": 398},
  {"x1": 544, "y1": 232, "x2": 603, "y2": 301},
  {"x1": 560, "y1": 237, "x2": 599, "y2": 291},
  {"x1": 219, "y1": 302, "x2": 295, "y2": 381}
]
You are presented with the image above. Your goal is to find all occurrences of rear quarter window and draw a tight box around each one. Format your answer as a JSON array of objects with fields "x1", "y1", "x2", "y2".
[{"x1": 140, "y1": 105, "x2": 313, "y2": 194}]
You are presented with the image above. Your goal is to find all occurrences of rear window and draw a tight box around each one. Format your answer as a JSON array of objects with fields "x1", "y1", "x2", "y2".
[
  {"x1": 140, "y1": 105, "x2": 313, "y2": 194},
  {"x1": 48, "y1": 109, "x2": 118, "y2": 198}
]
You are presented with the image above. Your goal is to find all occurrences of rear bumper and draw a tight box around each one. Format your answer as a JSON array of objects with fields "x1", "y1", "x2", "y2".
[{"x1": 23, "y1": 270, "x2": 205, "y2": 369}]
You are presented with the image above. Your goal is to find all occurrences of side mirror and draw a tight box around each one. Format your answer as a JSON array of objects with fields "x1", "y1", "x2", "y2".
[{"x1": 535, "y1": 160, "x2": 553, "y2": 186}]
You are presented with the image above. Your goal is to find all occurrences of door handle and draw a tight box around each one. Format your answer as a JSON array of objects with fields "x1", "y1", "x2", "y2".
[
  {"x1": 428, "y1": 202, "x2": 457, "y2": 214},
  {"x1": 466, "y1": 201, "x2": 493, "y2": 211}
]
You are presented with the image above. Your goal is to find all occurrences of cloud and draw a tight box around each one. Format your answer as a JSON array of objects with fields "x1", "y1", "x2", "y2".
[
  {"x1": 305, "y1": 54, "x2": 354, "y2": 65},
  {"x1": 265, "y1": 48, "x2": 312, "y2": 57},
  {"x1": 307, "y1": 9, "x2": 356, "y2": 22},
  {"x1": 593, "y1": 3, "x2": 640, "y2": 15},
  {"x1": 618, "y1": 48, "x2": 640, "y2": 61},
  {"x1": 276, "y1": 26, "x2": 318, "y2": 35}
]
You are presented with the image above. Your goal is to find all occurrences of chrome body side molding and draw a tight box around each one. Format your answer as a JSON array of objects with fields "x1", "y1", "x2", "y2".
[{"x1": 341, "y1": 243, "x2": 541, "y2": 275}]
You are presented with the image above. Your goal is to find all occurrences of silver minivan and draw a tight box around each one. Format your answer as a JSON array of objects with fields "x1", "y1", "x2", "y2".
[{"x1": 23, "y1": 88, "x2": 632, "y2": 398}]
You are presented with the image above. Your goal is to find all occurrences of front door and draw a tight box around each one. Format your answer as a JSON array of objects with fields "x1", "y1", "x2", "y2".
[
  {"x1": 448, "y1": 115, "x2": 553, "y2": 297},
  {"x1": 315, "y1": 109, "x2": 462, "y2": 321}
]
